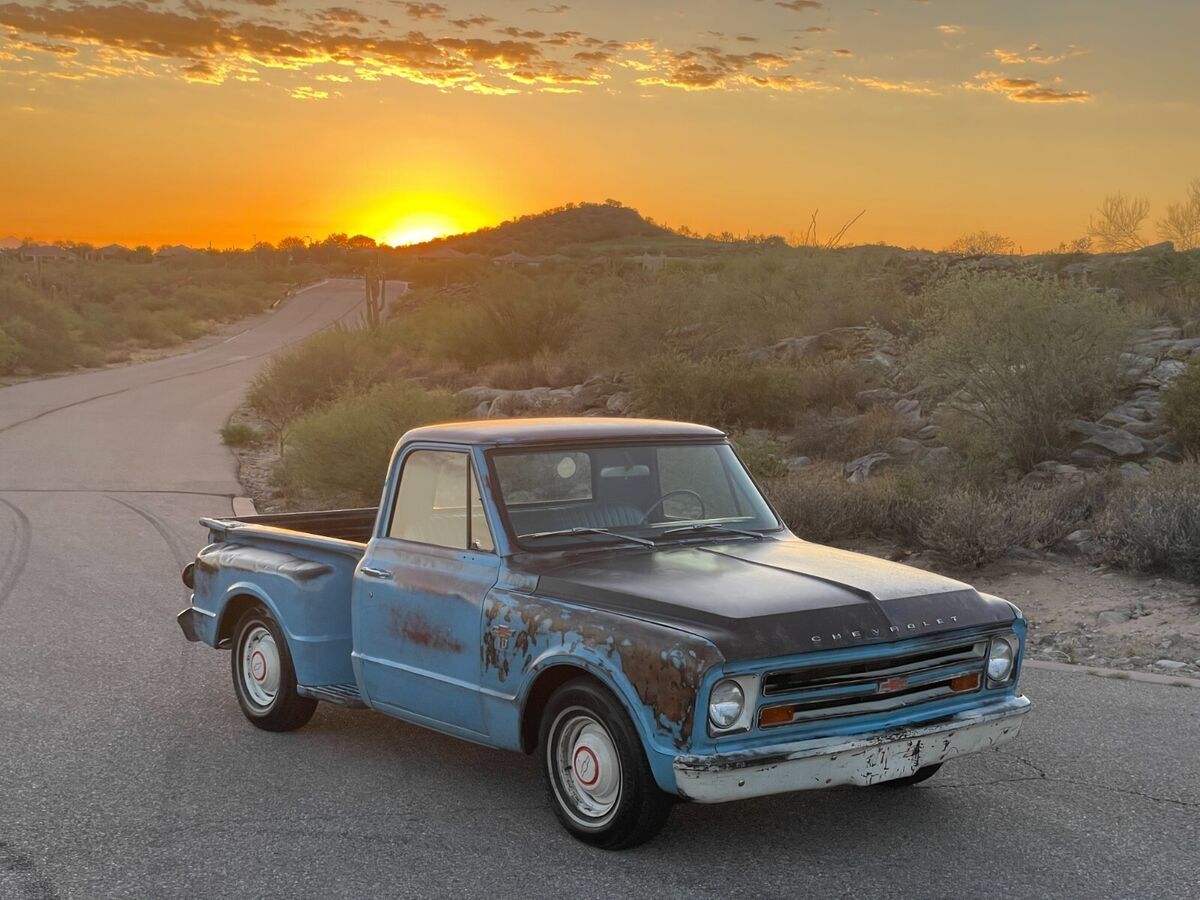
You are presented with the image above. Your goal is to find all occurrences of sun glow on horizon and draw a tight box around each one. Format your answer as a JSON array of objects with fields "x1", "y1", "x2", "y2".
[{"x1": 380, "y1": 211, "x2": 466, "y2": 247}]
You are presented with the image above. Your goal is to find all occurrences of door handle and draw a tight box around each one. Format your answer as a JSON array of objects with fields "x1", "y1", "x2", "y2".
[{"x1": 361, "y1": 566, "x2": 393, "y2": 580}]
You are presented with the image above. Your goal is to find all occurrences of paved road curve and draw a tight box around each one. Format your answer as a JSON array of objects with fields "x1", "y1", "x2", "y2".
[{"x1": 1, "y1": 280, "x2": 1196, "y2": 899}]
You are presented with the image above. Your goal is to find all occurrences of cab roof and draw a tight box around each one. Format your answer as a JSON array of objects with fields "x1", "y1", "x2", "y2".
[{"x1": 401, "y1": 417, "x2": 726, "y2": 446}]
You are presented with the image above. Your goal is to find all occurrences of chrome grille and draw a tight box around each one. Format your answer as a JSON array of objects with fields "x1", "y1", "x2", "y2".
[{"x1": 759, "y1": 638, "x2": 988, "y2": 727}]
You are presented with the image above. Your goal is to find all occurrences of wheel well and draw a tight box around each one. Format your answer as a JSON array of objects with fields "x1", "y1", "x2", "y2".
[
  {"x1": 520, "y1": 666, "x2": 606, "y2": 754},
  {"x1": 217, "y1": 594, "x2": 262, "y2": 647}
]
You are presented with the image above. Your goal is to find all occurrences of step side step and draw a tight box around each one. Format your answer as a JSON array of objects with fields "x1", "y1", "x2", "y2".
[{"x1": 297, "y1": 683, "x2": 367, "y2": 708}]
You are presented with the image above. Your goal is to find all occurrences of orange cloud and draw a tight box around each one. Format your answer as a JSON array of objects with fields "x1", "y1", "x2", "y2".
[
  {"x1": 965, "y1": 72, "x2": 1091, "y2": 103},
  {"x1": 991, "y1": 44, "x2": 1086, "y2": 65}
]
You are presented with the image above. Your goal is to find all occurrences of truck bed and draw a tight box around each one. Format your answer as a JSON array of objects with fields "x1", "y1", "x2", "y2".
[{"x1": 220, "y1": 507, "x2": 378, "y2": 544}]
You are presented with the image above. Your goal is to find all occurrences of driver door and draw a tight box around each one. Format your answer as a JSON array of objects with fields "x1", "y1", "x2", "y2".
[{"x1": 352, "y1": 447, "x2": 499, "y2": 739}]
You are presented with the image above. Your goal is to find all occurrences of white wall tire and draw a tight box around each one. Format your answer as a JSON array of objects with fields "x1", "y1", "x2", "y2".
[
  {"x1": 231, "y1": 606, "x2": 316, "y2": 732},
  {"x1": 539, "y1": 678, "x2": 672, "y2": 849}
]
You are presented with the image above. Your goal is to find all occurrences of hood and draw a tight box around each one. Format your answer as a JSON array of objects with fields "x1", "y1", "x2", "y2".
[{"x1": 518, "y1": 537, "x2": 1015, "y2": 661}]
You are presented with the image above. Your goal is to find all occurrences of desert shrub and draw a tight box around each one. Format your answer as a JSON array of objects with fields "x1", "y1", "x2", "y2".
[
  {"x1": 0, "y1": 325, "x2": 21, "y2": 373},
  {"x1": 631, "y1": 352, "x2": 806, "y2": 430},
  {"x1": 481, "y1": 351, "x2": 593, "y2": 390},
  {"x1": 790, "y1": 405, "x2": 905, "y2": 460},
  {"x1": 220, "y1": 422, "x2": 264, "y2": 447},
  {"x1": 766, "y1": 464, "x2": 928, "y2": 544},
  {"x1": 1096, "y1": 463, "x2": 1200, "y2": 583},
  {"x1": 731, "y1": 432, "x2": 790, "y2": 480},
  {"x1": 276, "y1": 381, "x2": 467, "y2": 505},
  {"x1": 767, "y1": 464, "x2": 1101, "y2": 565},
  {"x1": 405, "y1": 270, "x2": 580, "y2": 368},
  {"x1": 910, "y1": 272, "x2": 1131, "y2": 470},
  {"x1": 1163, "y1": 357, "x2": 1200, "y2": 452},
  {"x1": 0, "y1": 281, "x2": 83, "y2": 371},
  {"x1": 246, "y1": 327, "x2": 389, "y2": 449}
]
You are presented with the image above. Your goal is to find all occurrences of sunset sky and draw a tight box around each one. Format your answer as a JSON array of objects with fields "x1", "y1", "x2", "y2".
[{"x1": 1, "y1": 0, "x2": 1197, "y2": 250}]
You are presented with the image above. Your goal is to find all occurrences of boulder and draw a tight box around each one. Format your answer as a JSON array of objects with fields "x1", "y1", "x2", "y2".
[
  {"x1": 1097, "y1": 610, "x2": 1131, "y2": 626},
  {"x1": 570, "y1": 375, "x2": 620, "y2": 411},
  {"x1": 893, "y1": 398, "x2": 923, "y2": 432},
  {"x1": 605, "y1": 391, "x2": 633, "y2": 414},
  {"x1": 1077, "y1": 425, "x2": 1148, "y2": 460},
  {"x1": 885, "y1": 436, "x2": 925, "y2": 459},
  {"x1": 457, "y1": 385, "x2": 507, "y2": 404},
  {"x1": 1070, "y1": 446, "x2": 1115, "y2": 468},
  {"x1": 488, "y1": 387, "x2": 574, "y2": 417},
  {"x1": 917, "y1": 446, "x2": 953, "y2": 473},
  {"x1": 855, "y1": 387, "x2": 900, "y2": 408},
  {"x1": 845, "y1": 451, "x2": 894, "y2": 484},
  {"x1": 1167, "y1": 337, "x2": 1200, "y2": 358},
  {"x1": 785, "y1": 456, "x2": 813, "y2": 471},
  {"x1": 1143, "y1": 358, "x2": 1188, "y2": 388},
  {"x1": 915, "y1": 424, "x2": 941, "y2": 441},
  {"x1": 1118, "y1": 462, "x2": 1150, "y2": 481}
]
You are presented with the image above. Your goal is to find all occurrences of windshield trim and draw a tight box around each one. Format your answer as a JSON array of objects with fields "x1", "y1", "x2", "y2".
[{"x1": 484, "y1": 438, "x2": 785, "y2": 554}]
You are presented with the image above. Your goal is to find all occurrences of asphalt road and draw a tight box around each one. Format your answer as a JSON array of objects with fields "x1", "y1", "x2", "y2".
[{"x1": 1, "y1": 279, "x2": 1196, "y2": 899}]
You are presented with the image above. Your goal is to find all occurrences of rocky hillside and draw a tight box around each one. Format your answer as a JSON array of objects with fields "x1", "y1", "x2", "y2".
[{"x1": 413, "y1": 201, "x2": 675, "y2": 256}]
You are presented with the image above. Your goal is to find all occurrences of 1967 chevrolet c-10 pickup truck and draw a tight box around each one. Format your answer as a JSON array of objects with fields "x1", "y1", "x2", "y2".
[{"x1": 177, "y1": 417, "x2": 1031, "y2": 848}]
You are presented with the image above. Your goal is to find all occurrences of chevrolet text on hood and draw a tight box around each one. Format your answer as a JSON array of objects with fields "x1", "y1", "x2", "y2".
[{"x1": 177, "y1": 417, "x2": 1031, "y2": 850}]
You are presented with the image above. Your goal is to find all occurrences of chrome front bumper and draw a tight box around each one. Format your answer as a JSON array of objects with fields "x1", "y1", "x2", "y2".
[{"x1": 674, "y1": 695, "x2": 1031, "y2": 803}]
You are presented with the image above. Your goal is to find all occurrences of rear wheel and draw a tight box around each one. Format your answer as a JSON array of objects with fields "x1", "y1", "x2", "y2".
[
  {"x1": 874, "y1": 762, "x2": 943, "y2": 788},
  {"x1": 539, "y1": 678, "x2": 673, "y2": 850},
  {"x1": 231, "y1": 606, "x2": 316, "y2": 732}
]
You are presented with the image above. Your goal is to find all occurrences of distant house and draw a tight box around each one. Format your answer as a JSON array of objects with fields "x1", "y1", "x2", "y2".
[
  {"x1": 155, "y1": 245, "x2": 200, "y2": 260},
  {"x1": 630, "y1": 252, "x2": 666, "y2": 273},
  {"x1": 19, "y1": 243, "x2": 76, "y2": 262},
  {"x1": 416, "y1": 246, "x2": 468, "y2": 261},
  {"x1": 95, "y1": 243, "x2": 132, "y2": 260},
  {"x1": 492, "y1": 251, "x2": 538, "y2": 267}
]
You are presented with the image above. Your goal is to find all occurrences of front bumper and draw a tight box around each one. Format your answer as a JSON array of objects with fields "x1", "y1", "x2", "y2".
[
  {"x1": 176, "y1": 606, "x2": 212, "y2": 643},
  {"x1": 674, "y1": 694, "x2": 1031, "y2": 803}
]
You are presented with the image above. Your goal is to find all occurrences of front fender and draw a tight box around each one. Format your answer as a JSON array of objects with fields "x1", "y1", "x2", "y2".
[{"x1": 481, "y1": 588, "x2": 724, "y2": 757}]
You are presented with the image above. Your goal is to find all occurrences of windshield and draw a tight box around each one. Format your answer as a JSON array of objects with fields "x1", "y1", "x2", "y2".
[{"x1": 490, "y1": 442, "x2": 780, "y2": 550}]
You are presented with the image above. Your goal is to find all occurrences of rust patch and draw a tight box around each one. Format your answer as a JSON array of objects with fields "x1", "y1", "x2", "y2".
[
  {"x1": 388, "y1": 609, "x2": 465, "y2": 654},
  {"x1": 484, "y1": 592, "x2": 721, "y2": 746}
]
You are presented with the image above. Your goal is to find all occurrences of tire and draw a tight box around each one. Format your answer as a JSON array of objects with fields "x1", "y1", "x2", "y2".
[
  {"x1": 231, "y1": 605, "x2": 317, "y2": 732},
  {"x1": 539, "y1": 678, "x2": 673, "y2": 850},
  {"x1": 873, "y1": 762, "x2": 943, "y2": 788}
]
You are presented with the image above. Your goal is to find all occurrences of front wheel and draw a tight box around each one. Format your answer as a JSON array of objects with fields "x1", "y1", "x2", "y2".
[
  {"x1": 540, "y1": 679, "x2": 673, "y2": 850},
  {"x1": 231, "y1": 606, "x2": 316, "y2": 732}
]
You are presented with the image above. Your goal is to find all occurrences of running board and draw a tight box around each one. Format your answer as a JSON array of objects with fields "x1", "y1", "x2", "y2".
[{"x1": 298, "y1": 683, "x2": 367, "y2": 708}]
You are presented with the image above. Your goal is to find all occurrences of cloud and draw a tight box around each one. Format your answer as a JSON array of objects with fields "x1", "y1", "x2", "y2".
[
  {"x1": 851, "y1": 75, "x2": 937, "y2": 95},
  {"x1": 0, "y1": 0, "x2": 842, "y2": 98},
  {"x1": 991, "y1": 44, "x2": 1086, "y2": 65},
  {"x1": 396, "y1": 2, "x2": 445, "y2": 20},
  {"x1": 936, "y1": 25, "x2": 963, "y2": 35},
  {"x1": 527, "y1": 4, "x2": 569, "y2": 12},
  {"x1": 832, "y1": 48, "x2": 852, "y2": 57},
  {"x1": 290, "y1": 85, "x2": 329, "y2": 99},
  {"x1": 776, "y1": 1, "x2": 823, "y2": 10},
  {"x1": 965, "y1": 72, "x2": 1091, "y2": 103}
]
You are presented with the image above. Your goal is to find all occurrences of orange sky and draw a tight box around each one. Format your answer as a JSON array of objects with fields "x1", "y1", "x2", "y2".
[{"x1": 1, "y1": 0, "x2": 1198, "y2": 250}]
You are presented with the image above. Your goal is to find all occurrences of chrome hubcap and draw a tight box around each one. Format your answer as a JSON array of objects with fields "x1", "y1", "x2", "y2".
[
  {"x1": 550, "y1": 710, "x2": 621, "y2": 824},
  {"x1": 241, "y1": 625, "x2": 280, "y2": 708}
]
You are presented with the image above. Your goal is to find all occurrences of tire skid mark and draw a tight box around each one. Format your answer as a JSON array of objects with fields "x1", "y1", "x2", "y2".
[
  {"x1": 0, "y1": 497, "x2": 31, "y2": 615},
  {"x1": 106, "y1": 496, "x2": 192, "y2": 572},
  {"x1": 0, "y1": 839, "x2": 59, "y2": 900},
  {"x1": 0, "y1": 284, "x2": 363, "y2": 439}
]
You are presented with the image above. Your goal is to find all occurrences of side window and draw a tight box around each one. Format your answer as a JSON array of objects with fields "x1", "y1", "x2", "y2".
[{"x1": 390, "y1": 451, "x2": 468, "y2": 548}]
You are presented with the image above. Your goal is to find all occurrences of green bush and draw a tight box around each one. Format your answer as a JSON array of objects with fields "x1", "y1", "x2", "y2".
[
  {"x1": 1163, "y1": 357, "x2": 1200, "y2": 452},
  {"x1": 246, "y1": 327, "x2": 389, "y2": 449},
  {"x1": 631, "y1": 352, "x2": 808, "y2": 430},
  {"x1": 766, "y1": 464, "x2": 928, "y2": 544},
  {"x1": 1097, "y1": 463, "x2": 1200, "y2": 583},
  {"x1": 0, "y1": 325, "x2": 22, "y2": 372},
  {"x1": 910, "y1": 272, "x2": 1131, "y2": 470},
  {"x1": 276, "y1": 381, "x2": 467, "y2": 505},
  {"x1": 405, "y1": 270, "x2": 580, "y2": 367},
  {"x1": 220, "y1": 422, "x2": 264, "y2": 447}
]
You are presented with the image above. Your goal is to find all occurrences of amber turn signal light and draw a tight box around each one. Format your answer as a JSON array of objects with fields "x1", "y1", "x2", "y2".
[
  {"x1": 759, "y1": 706, "x2": 794, "y2": 727},
  {"x1": 950, "y1": 672, "x2": 981, "y2": 693}
]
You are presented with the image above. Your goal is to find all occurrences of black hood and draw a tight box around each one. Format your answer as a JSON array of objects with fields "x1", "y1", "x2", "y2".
[{"x1": 518, "y1": 537, "x2": 1015, "y2": 661}]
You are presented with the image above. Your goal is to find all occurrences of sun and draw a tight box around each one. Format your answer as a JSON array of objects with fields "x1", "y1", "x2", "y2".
[{"x1": 381, "y1": 211, "x2": 462, "y2": 247}]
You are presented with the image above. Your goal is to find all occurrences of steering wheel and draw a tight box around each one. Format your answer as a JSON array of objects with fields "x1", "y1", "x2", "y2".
[{"x1": 639, "y1": 489, "x2": 706, "y2": 525}]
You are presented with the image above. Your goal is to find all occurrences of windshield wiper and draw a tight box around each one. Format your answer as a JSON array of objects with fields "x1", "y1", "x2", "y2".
[
  {"x1": 660, "y1": 523, "x2": 767, "y2": 541},
  {"x1": 518, "y1": 527, "x2": 656, "y2": 548}
]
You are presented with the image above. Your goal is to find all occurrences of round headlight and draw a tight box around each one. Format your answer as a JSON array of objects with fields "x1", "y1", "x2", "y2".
[
  {"x1": 708, "y1": 679, "x2": 745, "y2": 729},
  {"x1": 987, "y1": 636, "x2": 1016, "y2": 682}
]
